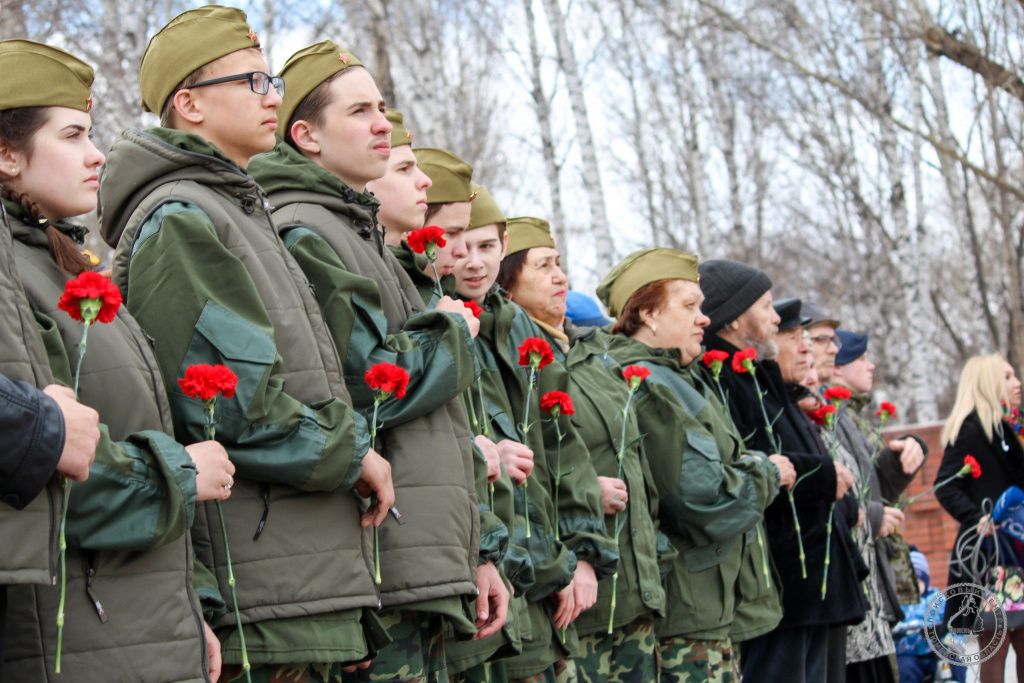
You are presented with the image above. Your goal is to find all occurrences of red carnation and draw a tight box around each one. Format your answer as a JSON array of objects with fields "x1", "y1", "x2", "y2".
[
  {"x1": 364, "y1": 362, "x2": 410, "y2": 400},
  {"x1": 823, "y1": 386, "x2": 853, "y2": 403},
  {"x1": 540, "y1": 391, "x2": 574, "y2": 417},
  {"x1": 809, "y1": 403, "x2": 836, "y2": 426},
  {"x1": 622, "y1": 364, "x2": 651, "y2": 391},
  {"x1": 406, "y1": 225, "x2": 447, "y2": 255},
  {"x1": 963, "y1": 455, "x2": 982, "y2": 479},
  {"x1": 701, "y1": 350, "x2": 729, "y2": 369},
  {"x1": 732, "y1": 347, "x2": 757, "y2": 374},
  {"x1": 875, "y1": 402, "x2": 897, "y2": 420},
  {"x1": 58, "y1": 271, "x2": 122, "y2": 324},
  {"x1": 518, "y1": 337, "x2": 554, "y2": 370},
  {"x1": 464, "y1": 300, "x2": 483, "y2": 318},
  {"x1": 178, "y1": 364, "x2": 238, "y2": 401}
]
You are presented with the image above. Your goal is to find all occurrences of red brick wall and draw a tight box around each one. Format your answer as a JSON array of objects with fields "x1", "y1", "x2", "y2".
[{"x1": 889, "y1": 423, "x2": 959, "y2": 588}]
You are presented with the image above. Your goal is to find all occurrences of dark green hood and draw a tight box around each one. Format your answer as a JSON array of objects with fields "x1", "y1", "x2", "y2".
[
  {"x1": 250, "y1": 140, "x2": 378, "y2": 219},
  {"x1": 98, "y1": 127, "x2": 255, "y2": 250}
]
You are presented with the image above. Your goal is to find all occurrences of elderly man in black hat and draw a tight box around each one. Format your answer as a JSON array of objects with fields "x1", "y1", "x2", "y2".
[{"x1": 699, "y1": 262, "x2": 867, "y2": 683}]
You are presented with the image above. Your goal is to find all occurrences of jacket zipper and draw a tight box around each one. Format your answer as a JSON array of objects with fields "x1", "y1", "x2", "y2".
[{"x1": 83, "y1": 552, "x2": 109, "y2": 623}]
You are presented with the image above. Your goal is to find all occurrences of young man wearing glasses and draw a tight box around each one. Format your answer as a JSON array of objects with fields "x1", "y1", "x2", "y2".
[{"x1": 99, "y1": 6, "x2": 395, "y2": 681}]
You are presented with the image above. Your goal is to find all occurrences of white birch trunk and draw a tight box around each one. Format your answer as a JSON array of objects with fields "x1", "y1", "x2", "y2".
[
  {"x1": 538, "y1": 0, "x2": 614, "y2": 270},
  {"x1": 523, "y1": 0, "x2": 569, "y2": 267}
]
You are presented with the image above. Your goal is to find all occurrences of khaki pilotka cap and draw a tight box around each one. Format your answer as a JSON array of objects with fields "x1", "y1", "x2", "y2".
[
  {"x1": 416, "y1": 148, "x2": 475, "y2": 204},
  {"x1": 276, "y1": 40, "x2": 364, "y2": 137},
  {"x1": 596, "y1": 247, "x2": 700, "y2": 318},
  {"x1": 468, "y1": 184, "x2": 505, "y2": 230},
  {"x1": 140, "y1": 5, "x2": 263, "y2": 114},
  {"x1": 505, "y1": 216, "x2": 554, "y2": 256},
  {"x1": 387, "y1": 109, "x2": 413, "y2": 148},
  {"x1": 0, "y1": 40, "x2": 93, "y2": 112}
]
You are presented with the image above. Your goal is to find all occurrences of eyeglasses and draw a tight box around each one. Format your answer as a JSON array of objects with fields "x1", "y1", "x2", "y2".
[
  {"x1": 185, "y1": 71, "x2": 285, "y2": 97},
  {"x1": 807, "y1": 333, "x2": 842, "y2": 350}
]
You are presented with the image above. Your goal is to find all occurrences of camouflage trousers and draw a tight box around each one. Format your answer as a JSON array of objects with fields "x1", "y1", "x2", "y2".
[
  {"x1": 450, "y1": 657, "x2": 576, "y2": 683},
  {"x1": 573, "y1": 619, "x2": 657, "y2": 683},
  {"x1": 657, "y1": 636, "x2": 740, "y2": 683},
  {"x1": 508, "y1": 657, "x2": 577, "y2": 683},
  {"x1": 340, "y1": 610, "x2": 448, "y2": 683},
  {"x1": 224, "y1": 663, "x2": 349, "y2": 682}
]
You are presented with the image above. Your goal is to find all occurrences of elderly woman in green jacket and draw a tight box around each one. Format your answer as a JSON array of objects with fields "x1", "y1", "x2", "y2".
[
  {"x1": 594, "y1": 248, "x2": 794, "y2": 682},
  {"x1": 0, "y1": 40, "x2": 236, "y2": 682},
  {"x1": 448, "y1": 202, "x2": 619, "y2": 683},
  {"x1": 496, "y1": 219, "x2": 667, "y2": 683}
]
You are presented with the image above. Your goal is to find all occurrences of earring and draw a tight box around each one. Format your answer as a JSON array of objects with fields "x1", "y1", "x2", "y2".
[{"x1": 649, "y1": 322, "x2": 658, "y2": 335}]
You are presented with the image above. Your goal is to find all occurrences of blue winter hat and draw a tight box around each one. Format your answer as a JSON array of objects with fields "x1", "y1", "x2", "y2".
[
  {"x1": 910, "y1": 550, "x2": 930, "y2": 590},
  {"x1": 565, "y1": 291, "x2": 612, "y2": 327},
  {"x1": 835, "y1": 329, "x2": 868, "y2": 366}
]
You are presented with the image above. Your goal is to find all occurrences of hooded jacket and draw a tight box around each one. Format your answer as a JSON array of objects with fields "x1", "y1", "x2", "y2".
[
  {"x1": 3, "y1": 201, "x2": 207, "y2": 682},
  {"x1": 98, "y1": 127, "x2": 382, "y2": 666},
  {"x1": 249, "y1": 142, "x2": 480, "y2": 613},
  {"x1": 0, "y1": 212, "x2": 60, "y2": 591}
]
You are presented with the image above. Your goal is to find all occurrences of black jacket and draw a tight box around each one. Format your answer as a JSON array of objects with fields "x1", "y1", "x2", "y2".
[
  {"x1": 701, "y1": 334, "x2": 868, "y2": 627},
  {"x1": 937, "y1": 412, "x2": 1024, "y2": 586},
  {"x1": 0, "y1": 373, "x2": 63, "y2": 510}
]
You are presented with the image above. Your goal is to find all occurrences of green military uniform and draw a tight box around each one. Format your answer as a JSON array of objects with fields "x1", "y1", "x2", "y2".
[
  {"x1": 0, "y1": 196, "x2": 60, "y2": 595},
  {"x1": 252, "y1": 47, "x2": 492, "y2": 683},
  {"x1": 478, "y1": 290, "x2": 619, "y2": 682},
  {"x1": 596, "y1": 249, "x2": 782, "y2": 682},
  {"x1": 4, "y1": 199, "x2": 208, "y2": 681},
  {"x1": 100, "y1": 117, "x2": 386, "y2": 674},
  {"x1": 448, "y1": 183, "x2": 535, "y2": 681},
  {"x1": 0, "y1": 38, "x2": 93, "y2": 599}
]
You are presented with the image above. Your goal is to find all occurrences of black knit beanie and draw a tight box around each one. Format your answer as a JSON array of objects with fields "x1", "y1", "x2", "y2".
[{"x1": 698, "y1": 259, "x2": 773, "y2": 335}]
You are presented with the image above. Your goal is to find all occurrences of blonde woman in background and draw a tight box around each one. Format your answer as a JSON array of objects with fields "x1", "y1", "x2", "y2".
[{"x1": 936, "y1": 354, "x2": 1024, "y2": 683}]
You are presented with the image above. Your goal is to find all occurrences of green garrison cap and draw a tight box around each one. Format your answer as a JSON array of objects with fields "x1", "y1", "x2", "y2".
[
  {"x1": 278, "y1": 40, "x2": 363, "y2": 136},
  {"x1": 469, "y1": 184, "x2": 505, "y2": 230},
  {"x1": 596, "y1": 248, "x2": 700, "y2": 318},
  {"x1": 387, "y1": 108, "x2": 413, "y2": 148},
  {"x1": 416, "y1": 147, "x2": 474, "y2": 204},
  {"x1": 0, "y1": 40, "x2": 93, "y2": 112},
  {"x1": 140, "y1": 5, "x2": 261, "y2": 114},
  {"x1": 505, "y1": 216, "x2": 555, "y2": 256}
]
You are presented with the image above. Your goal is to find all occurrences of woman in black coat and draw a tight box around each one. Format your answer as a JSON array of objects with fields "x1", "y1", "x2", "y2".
[{"x1": 936, "y1": 353, "x2": 1024, "y2": 683}]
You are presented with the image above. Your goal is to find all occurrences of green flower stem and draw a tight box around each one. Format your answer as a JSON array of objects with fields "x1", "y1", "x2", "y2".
[
  {"x1": 712, "y1": 370, "x2": 727, "y2": 406},
  {"x1": 898, "y1": 467, "x2": 971, "y2": 509},
  {"x1": 56, "y1": 320, "x2": 93, "y2": 672},
  {"x1": 370, "y1": 399, "x2": 382, "y2": 584},
  {"x1": 427, "y1": 253, "x2": 444, "y2": 301},
  {"x1": 820, "y1": 412, "x2": 841, "y2": 600},
  {"x1": 55, "y1": 477, "x2": 68, "y2": 673},
  {"x1": 465, "y1": 381, "x2": 480, "y2": 434},
  {"x1": 476, "y1": 375, "x2": 491, "y2": 439},
  {"x1": 748, "y1": 369, "x2": 811, "y2": 578},
  {"x1": 821, "y1": 502, "x2": 835, "y2": 599},
  {"x1": 608, "y1": 388, "x2": 637, "y2": 633},
  {"x1": 518, "y1": 366, "x2": 538, "y2": 539},
  {"x1": 787, "y1": 491, "x2": 807, "y2": 579},
  {"x1": 204, "y1": 403, "x2": 251, "y2": 683},
  {"x1": 552, "y1": 414, "x2": 564, "y2": 541},
  {"x1": 756, "y1": 524, "x2": 772, "y2": 589}
]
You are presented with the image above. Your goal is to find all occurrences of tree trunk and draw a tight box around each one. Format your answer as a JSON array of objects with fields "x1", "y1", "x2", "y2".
[
  {"x1": 538, "y1": 0, "x2": 614, "y2": 270},
  {"x1": 523, "y1": 0, "x2": 568, "y2": 267}
]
